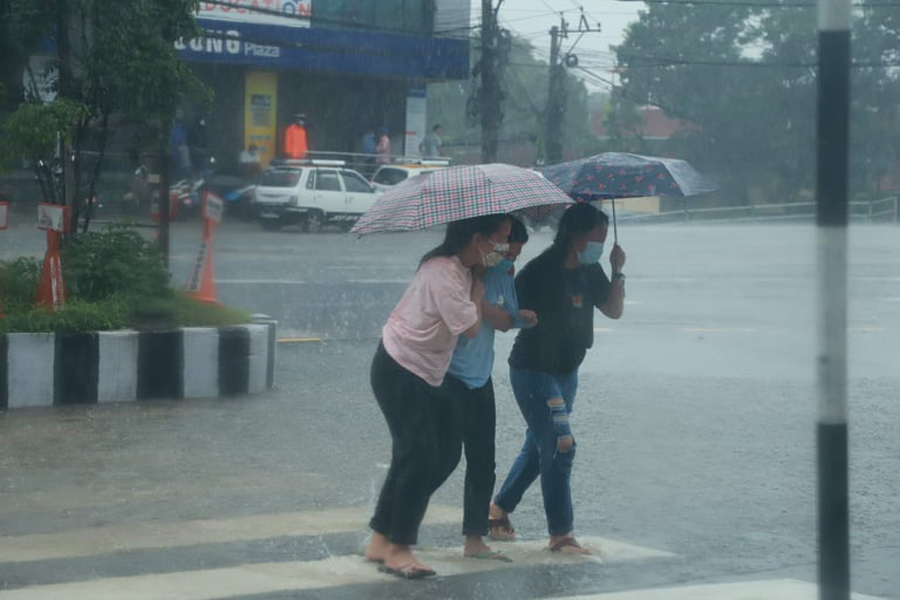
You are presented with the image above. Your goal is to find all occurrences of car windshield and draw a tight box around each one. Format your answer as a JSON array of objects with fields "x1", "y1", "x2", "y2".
[{"x1": 259, "y1": 170, "x2": 302, "y2": 187}]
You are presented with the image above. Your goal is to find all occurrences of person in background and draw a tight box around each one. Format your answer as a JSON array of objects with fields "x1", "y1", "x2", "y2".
[
  {"x1": 283, "y1": 113, "x2": 309, "y2": 160},
  {"x1": 239, "y1": 144, "x2": 262, "y2": 177},
  {"x1": 375, "y1": 126, "x2": 391, "y2": 165},
  {"x1": 419, "y1": 124, "x2": 444, "y2": 158},
  {"x1": 489, "y1": 202, "x2": 626, "y2": 555},
  {"x1": 361, "y1": 129, "x2": 377, "y2": 176},
  {"x1": 364, "y1": 214, "x2": 513, "y2": 580},
  {"x1": 445, "y1": 216, "x2": 536, "y2": 562}
]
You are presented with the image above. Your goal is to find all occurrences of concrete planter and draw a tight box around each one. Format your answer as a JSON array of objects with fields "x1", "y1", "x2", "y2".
[{"x1": 0, "y1": 319, "x2": 276, "y2": 410}]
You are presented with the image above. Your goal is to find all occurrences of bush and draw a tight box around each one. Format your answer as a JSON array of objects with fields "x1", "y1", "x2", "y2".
[
  {"x1": 0, "y1": 257, "x2": 42, "y2": 312},
  {"x1": 0, "y1": 298, "x2": 130, "y2": 333},
  {"x1": 0, "y1": 226, "x2": 252, "y2": 333},
  {"x1": 62, "y1": 225, "x2": 170, "y2": 302}
]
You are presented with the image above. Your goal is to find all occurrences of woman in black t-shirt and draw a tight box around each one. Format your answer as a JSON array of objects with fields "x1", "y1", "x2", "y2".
[{"x1": 488, "y1": 202, "x2": 626, "y2": 554}]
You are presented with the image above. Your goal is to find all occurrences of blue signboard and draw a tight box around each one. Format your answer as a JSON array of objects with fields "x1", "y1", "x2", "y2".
[{"x1": 176, "y1": 20, "x2": 469, "y2": 80}]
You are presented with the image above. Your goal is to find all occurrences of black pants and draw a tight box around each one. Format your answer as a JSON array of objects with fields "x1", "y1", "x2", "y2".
[
  {"x1": 446, "y1": 375, "x2": 497, "y2": 538},
  {"x1": 369, "y1": 342, "x2": 464, "y2": 545}
]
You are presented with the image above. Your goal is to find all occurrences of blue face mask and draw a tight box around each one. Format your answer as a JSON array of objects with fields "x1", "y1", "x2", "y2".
[
  {"x1": 577, "y1": 241, "x2": 604, "y2": 265},
  {"x1": 490, "y1": 257, "x2": 515, "y2": 273}
]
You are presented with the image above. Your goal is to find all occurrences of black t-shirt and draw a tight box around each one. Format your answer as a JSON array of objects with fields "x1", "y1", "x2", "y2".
[{"x1": 508, "y1": 249, "x2": 611, "y2": 376}]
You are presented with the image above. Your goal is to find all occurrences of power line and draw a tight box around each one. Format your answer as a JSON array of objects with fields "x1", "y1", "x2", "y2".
[{"x1": 616, "y1": 0, "x2": 898, "y2": 7}]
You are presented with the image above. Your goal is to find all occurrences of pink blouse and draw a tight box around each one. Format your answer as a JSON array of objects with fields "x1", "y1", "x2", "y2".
[{"x1": 382, "y1": 255, "x2": 478, "y2": 387}]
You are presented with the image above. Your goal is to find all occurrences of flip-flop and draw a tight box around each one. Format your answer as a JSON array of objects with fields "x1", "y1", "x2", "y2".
[
  {"x1": 466, "y1": 550, "x2": 513, "y2": 562},
  {"x1": 378, "y1": 563, "x2": 437, "y2": 580},
  {"x1": 488, "y1": 516, "x2": 516, "y2": 541},
  {"x1": 548, "y1": 536, "x2": 592, "y2": 555}
]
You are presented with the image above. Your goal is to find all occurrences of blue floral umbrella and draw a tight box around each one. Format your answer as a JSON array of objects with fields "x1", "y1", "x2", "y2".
[{"x1": 539, "y1": 152, "x2": 718, "y2": 241}]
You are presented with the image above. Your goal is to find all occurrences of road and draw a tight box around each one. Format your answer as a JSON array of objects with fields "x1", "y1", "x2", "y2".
[{"x1": 0, "y1": 219, "x2": 897, "y2": 599}]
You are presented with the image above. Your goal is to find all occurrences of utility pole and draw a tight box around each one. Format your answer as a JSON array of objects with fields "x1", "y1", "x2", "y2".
[
  {"x1": 544, "y1": 10, "x2": 600, "y2": 165},
  {"x1": 815, "y1": 0, "x2": 851, "y2": 597},
  {"x1": 480, "y1": 0, "x2": 503, "y2": 163},
  {"x1": 545, "y1": 23, "x2": 565, "y2": 165}
]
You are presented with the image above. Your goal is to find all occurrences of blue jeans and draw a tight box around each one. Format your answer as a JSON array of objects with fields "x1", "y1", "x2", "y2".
[{"x1": 494, "y1": 367, "x2": 578, "y2": 536}]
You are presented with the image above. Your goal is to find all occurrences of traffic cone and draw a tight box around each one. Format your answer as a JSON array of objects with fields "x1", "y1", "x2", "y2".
[
  {"x1": 35, "y1": 231, "x2": 66, "y2": 309},
  {"x1": 186, "y1": 219, "x2": 218, "y2": 304}
]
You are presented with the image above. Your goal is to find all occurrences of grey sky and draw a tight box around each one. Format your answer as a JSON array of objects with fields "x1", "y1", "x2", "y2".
[{"x1": 469, "y1": 0, "x2": 644, "y2": 89}]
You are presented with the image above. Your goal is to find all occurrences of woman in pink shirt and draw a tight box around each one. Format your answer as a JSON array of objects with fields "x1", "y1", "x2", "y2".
[{"x1": 365, "y1": 213, "x2": 513, "y2": 579}]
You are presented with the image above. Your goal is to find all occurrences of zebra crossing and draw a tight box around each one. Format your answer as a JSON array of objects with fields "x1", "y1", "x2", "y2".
[{"x1": 0, "y1": 504, "x2": 887, "y2": 600}]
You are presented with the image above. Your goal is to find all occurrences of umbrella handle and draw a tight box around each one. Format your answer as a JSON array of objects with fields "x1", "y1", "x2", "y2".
[{"x1": 611, "y1": 198, "x2": 620, "y2": 275}]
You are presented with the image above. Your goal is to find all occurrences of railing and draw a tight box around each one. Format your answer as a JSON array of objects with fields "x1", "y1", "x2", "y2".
[{"x1": 616, "y1": 196, "x2": 899, "y2": 225}]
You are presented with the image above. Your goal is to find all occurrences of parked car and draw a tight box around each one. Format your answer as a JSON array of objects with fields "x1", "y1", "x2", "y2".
[
  {"x1": 252, "y1": 160, "x2": 378, "y2": 232},
  {"x1": 370, "y1": 160, "x2": 450, "y2": 192}
]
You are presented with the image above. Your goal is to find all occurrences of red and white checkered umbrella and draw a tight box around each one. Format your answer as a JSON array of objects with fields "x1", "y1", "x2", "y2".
[{"x1": 351, "y1": 163, "x2": 574, "y2": 235}]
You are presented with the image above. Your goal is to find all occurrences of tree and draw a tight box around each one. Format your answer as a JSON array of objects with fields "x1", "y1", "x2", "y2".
[
  {"x1": 0, "y1": 0, "x2": 207, "y2": 231},
  {"x1": 613, "y1": 0, "x2": 900, "y2": 204}
]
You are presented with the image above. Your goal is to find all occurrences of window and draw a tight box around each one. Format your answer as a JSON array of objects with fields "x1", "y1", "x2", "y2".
[
  {"x1": 315, "y1": 171, "x2": 342, "y2": 191},
  {"x1": 341, "y1": 171, "x2": 375, "y2": 193},
  {"x1": 306, "y1": 170, "x2": 316, "y2": 189},
  {"x1": 373, "y1": 168, "x2": 408, "y2": 186},
  {"x1": 260, "y1": 170, "x2": 302, "y2": 188}
]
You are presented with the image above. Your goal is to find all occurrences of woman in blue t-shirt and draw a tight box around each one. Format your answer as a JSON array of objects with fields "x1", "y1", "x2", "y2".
[
  {"x1": 445, "y1": 217, "x2": 536, "y2": 562},
  {"x1": 488, "y1": 202, "x2": 626, "y2": 555}
]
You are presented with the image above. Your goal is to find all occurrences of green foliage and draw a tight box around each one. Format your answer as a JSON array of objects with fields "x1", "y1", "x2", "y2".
[
  {"x1": 0, "y1": 257, "x2": 42, "y2": 312},
  {"x1": 0, "y1": 298, "x2": 130, "y2": 334},
  {"x1": 614, "y1": 0, "x2": 900, "y2": 202},
  {"x1": 0, "y1": 227, "x2": 251, "y2": 333},
  {"x1": 0, "y1": 99, "x2": 88, "y2": 173},
  {"x1": 61, "y1": 225, "x2": 170, "y2": 302},
  {"x1": 1, "y1": 0, "x2": 210, "y2": 225}
]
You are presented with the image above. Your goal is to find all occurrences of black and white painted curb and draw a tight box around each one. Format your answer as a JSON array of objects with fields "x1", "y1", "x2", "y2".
[{"x1": 0, "y1": 320, "x2": 277, "y2": 410}]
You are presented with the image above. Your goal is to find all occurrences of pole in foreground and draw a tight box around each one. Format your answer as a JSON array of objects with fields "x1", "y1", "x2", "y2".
[{"x1": 816, "y1": 0, "x2": 851, "y2": 598}]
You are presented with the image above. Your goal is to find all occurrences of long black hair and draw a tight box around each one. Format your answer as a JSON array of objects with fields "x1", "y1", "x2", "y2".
[
  {"x1": 552, "y1": 202, "x2": 609, "y2": 253},
  {"x1": 508, "y1": 215, "x2": 529, "y2": 245},
  {"x1": 419, "y1": 214, "x2": 510, "y2": 267}
]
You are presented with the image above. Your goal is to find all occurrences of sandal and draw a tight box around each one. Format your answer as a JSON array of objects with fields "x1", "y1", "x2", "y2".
[
  {"x1": 378, "y1": 563, "x2": 436, "y2": 580},
  {"x1": 548, "y1": 536, "x2": 591, "y2": 555},
  {"x1": 488, "y1": 516, "x2": 517, "y2": 541},
  {"x1": 465, "y1": 549, "x2": 513, "y2": 562}
]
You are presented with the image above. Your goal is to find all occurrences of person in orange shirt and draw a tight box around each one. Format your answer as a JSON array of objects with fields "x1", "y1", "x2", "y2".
[{"x1": 283, "y1": 113, "x2": 309, "y2": 159}]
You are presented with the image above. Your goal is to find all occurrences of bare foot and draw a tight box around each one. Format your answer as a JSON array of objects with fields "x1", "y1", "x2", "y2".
[
  {"x1": 383, "y1": 543, "x2": 433, "y2": 575},
  {"x1": 488, "y1": 503, "x2": 507, "y2": 520},
  {"x1": 463, "y1": 535, "x2": 492, "y2": 557},
  {"x1": 364, "y1": 532, "x2": 390, "y2": 563},
  {"x1": 549, "y1": 534, "x2": 592, "y2": 555}
]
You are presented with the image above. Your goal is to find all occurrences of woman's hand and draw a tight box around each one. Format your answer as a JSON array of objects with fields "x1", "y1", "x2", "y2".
[
  {"x1": 610, "y1": 244, "x2": 626, "y2": 272},
  {"x1": 517, "y1": 309, "x2": 538, "y2": 328}
]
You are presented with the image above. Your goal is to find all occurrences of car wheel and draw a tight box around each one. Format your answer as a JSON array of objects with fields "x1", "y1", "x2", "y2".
[{"x1": 305, "y1": 210, "x2": 324, "y2": 234}]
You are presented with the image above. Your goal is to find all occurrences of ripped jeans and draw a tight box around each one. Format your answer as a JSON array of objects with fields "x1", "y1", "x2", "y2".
[{"x1": 493, "y1": 366, "x2": 578, "y2": 536}]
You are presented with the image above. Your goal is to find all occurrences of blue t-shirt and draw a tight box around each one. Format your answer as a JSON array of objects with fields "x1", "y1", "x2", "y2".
[{"x1": 448, "y1": 267, "x2": 524, "y2": 389}]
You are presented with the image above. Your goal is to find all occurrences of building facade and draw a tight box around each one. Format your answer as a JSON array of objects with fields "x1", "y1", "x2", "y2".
[{"x1": 176, "y1": 0, "x2": 470, "y2": 170}]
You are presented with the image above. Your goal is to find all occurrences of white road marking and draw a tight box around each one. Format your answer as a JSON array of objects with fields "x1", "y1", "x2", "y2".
[
  {"x1": 0, "y1": 505, "x2": 461, "y2": 563},
  {"x1": 551, "y1": 578, "x2": 886, "y2": 600},
  {"x1": 0, "y1": 536, "x2": 676, "y2": 600}
]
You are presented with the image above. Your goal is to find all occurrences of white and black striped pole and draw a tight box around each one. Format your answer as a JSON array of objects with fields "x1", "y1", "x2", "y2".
[{"x1": 816, "y1": 0, "x2": 851, "y2": 598}]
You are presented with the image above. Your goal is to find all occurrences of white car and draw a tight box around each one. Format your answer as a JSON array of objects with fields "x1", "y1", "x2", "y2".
[
  {"x1": 252, "y1": 161, "x2": 378, "y2": 232},
  {"x1": 370, "y1": 160, "x2": 450, "y2": 193}
]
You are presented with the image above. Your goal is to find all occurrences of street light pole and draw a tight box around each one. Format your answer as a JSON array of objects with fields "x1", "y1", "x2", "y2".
[{"x1": 815, "y1": 0, "x2": 851, "y2": 597}]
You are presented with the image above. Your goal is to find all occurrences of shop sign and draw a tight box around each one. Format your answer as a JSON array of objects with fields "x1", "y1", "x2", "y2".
[{"x1": 197, "y1": 0, "x2": 311, "y2": 29}]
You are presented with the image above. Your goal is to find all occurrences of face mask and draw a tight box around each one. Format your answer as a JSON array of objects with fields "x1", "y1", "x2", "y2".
[
  {"x1": 577, "y1": 241, "x2": 604, "y2": 265},
  {"x1": 490, "y1": 257, "x2": 515, "y2": 272},
  {"x1": 482, "y1": 242, "x2": 509, "y2": 267}
]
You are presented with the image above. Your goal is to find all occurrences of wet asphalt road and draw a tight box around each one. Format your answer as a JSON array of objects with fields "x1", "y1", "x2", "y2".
[{"x1": 0, "y1": 219, "x2": 898, "y2": 599}]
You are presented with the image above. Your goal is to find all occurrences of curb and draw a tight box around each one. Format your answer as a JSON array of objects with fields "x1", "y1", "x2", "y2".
[{"x1": 0, "y1": 319, "x2": 277, "y2": 410}]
